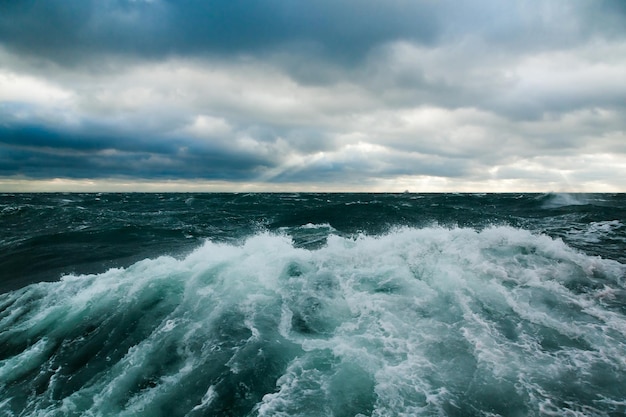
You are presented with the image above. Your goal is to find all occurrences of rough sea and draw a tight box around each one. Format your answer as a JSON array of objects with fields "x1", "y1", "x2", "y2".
[{"x1": 0, "y1": 192, "x2": 624, "y2": 417}]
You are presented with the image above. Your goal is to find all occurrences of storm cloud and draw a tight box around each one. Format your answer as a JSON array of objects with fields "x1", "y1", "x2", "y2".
[{"x1": 0, "y1": 0, "x2": 625, "y2": 191}]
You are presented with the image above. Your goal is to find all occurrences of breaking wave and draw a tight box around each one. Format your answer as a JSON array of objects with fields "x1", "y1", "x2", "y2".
[{"x1": 1, "y1": 226, "x2": 625, "y2": 416}]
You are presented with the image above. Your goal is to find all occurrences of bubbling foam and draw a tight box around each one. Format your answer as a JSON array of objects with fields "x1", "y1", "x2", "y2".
[{"x1": 0, "y1": 226, "x2": 624, "y2": 416}]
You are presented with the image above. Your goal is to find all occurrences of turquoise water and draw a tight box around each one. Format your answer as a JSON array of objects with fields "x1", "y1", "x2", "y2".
[{"x1": 1, "y1": 193, "x2": 625, "y2": 416}]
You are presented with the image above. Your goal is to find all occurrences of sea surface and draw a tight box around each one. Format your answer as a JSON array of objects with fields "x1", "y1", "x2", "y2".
[{"x1": 0, "y1": 192, "x2": 625, "y2": 417}]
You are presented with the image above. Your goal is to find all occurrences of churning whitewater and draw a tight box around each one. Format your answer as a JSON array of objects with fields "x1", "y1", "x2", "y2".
[{"x1": 0, "y1": 193, "x2": 625, "y2": 416}]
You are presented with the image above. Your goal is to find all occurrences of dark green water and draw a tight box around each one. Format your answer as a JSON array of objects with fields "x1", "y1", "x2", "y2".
[{"x1": 0, "y1": 193, "x2": 625, "y2": 416}]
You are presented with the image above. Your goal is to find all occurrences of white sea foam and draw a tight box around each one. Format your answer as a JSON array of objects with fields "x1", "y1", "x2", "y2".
[
  {"x1": 0, "y1": 226, "x2": 624, "y2": 416},
  {"x1": 566, "y1": 220, "x2": 625, "y2": 244},
  {"x1": 541, "y1": 192, "x2": 590, "y2": 208}
]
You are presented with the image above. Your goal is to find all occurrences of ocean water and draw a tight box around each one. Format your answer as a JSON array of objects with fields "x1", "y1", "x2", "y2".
[{"x1": 0, "y1": 192, "x2": 624, "y2": 417}]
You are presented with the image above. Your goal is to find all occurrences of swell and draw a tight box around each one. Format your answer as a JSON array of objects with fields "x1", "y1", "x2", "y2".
[
  {"x1": 2, "y1": 193, "x2": 625, "y2": 295},
  {"x1": 0, "y1": 226, "x2": 624, "y2": 416}
]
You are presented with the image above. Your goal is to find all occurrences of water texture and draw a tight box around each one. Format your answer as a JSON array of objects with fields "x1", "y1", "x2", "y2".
[{"x1": 0, "y1": 193, "x2": 624, "y2": 416}]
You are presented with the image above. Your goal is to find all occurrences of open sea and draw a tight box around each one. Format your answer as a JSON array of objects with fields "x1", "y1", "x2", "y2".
[{"x1": 0, "y1": 192, "x2": 625, "y2": 417}]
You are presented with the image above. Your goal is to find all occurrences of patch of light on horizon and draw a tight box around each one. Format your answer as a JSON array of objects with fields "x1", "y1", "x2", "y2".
[{"x1": 0, "y1": 176, "x2": 623, "y2": 193}]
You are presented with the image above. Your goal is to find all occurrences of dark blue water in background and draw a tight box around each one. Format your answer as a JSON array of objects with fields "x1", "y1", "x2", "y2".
[{"x1": 0, "y1": 193, "x2": 624, "y2": 416}]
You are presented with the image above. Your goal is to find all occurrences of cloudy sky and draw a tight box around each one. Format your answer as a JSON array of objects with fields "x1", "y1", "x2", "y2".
[{"x1": 1, "y1": 0, "x2": 625, "y2": 192}]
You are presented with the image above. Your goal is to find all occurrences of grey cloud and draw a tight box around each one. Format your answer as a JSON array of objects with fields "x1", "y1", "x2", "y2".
[
  {"x1": 0, "y1": 124, "x2": 274, "y2": 180},
  {"x1": 2, "y1": 0, "x2": 621, "y2": 67},
  {"x1": 1, "y1": 0, "x2": 625, "y2": 190},
  {"x1": 360, "y1": 37, "x2": 626, "y2": 122},
  {"x1": 3, "y1": 0, "x2": 624, "y2": 122},
  {"x1": 268, "y1": 146, "x2": 473, "y2": 184},
  {"x1": 0, "y1": 0, "x2": 441, "y2": 65},
  {"x1": 0, "y1": 124, "x2": 181, "y2": 155}
]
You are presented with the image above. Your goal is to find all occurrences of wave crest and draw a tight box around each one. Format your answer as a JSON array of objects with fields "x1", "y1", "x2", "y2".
[{"x1": 1, "y1": 227, "x2": 625, "y2": 416}]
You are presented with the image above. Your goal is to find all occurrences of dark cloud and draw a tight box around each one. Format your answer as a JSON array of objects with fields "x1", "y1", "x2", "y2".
[
  {"x1": 0, "y1": 0, "x2": 441, "y2": 65},
  {"x1": 0, "y1": 0, "x2": 625, "y2": 190},
  {"x1": 0, "y1": 124, "x2": 179, "y2": 154},
  {"x1": 2, "y1": 0, "x2": 622, "y2": 67},
  {"x1": 0, "y1": 124, "x2": 273, "y2": 180}
]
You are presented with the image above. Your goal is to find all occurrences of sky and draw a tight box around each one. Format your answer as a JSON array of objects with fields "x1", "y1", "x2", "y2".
[{"x1": 0, "y1": 0, "x2": 625, "y2": 192}]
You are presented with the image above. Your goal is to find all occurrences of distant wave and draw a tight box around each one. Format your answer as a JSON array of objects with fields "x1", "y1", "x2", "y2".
[
  {"x1": 540, "y1": 192, "x2": 591, "y2": 208},
  {"x1": 1, "y1": 227, "x2": 624, "y2": 416}
]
